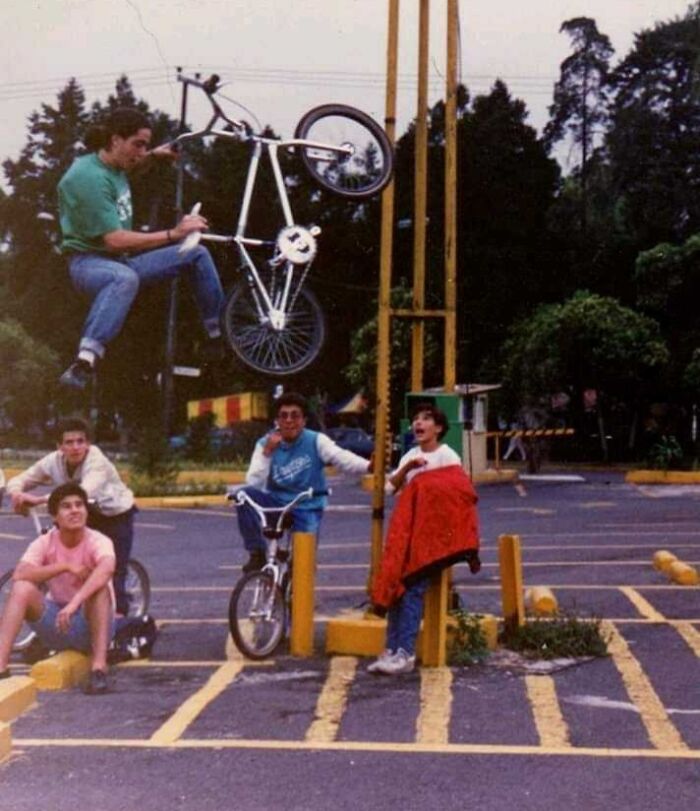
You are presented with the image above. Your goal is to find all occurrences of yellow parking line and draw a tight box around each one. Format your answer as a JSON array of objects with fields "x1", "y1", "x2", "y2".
[
  {"x1": 149, "y1": 661, "x2": 243, "y2": 745},
  {"x1": 416, "y1": 667, "x2": 453, "y2": 745},
  {"x1": 619, "y1": 587, "x2": 667, "y2": 622},
  {"x1": 673, "y1": 623, "x2": 700, "y2": 658},
  {"x1": 525, "y1": 675, "x2": 571, "y2": 748},
  {"x1": 602, "y1": 621, "x2": 687, "y2": 751},
  {"x1": 13, "y1": 737, "x2": 700, "y2": 759},
  {"x1": 305, "y1": 656, "x2": 357, "y2": 743}
]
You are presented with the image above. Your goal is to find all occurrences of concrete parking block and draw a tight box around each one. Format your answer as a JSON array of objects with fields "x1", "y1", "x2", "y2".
[
  {"x1": 0, "y1": 675, "x2": 36, "y2": 722},
  {"x1": 30, "y1": 651, "x2": 90, "y2": 691},
  {"x1": 0, "y1": 721, "x2": 10, "y2": 762},
  {"x1": 325, "y1": 612, "x2": 498, "y2": 658}
]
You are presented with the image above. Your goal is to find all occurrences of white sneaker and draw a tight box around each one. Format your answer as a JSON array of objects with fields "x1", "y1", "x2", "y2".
[
  {"x1": 367, "y1": 649, "x2": 395, "y2": 673},
  {"x1": 374, "y1": 648, "x2": 416, "y2": 675}
]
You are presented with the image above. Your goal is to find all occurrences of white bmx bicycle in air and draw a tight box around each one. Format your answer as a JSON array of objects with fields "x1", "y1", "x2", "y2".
[{"x1": 174, "y1": 71, "x2": 394, "y2": 375}]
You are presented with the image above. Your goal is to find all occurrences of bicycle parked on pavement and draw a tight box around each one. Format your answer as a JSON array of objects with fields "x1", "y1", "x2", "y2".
[
  {"x1": 0, "y1": 508, "x2": 150, "y2": 653},
  {"x1": 227, "y1": 486, "x2": 323, "y2": 659},
  {"x1": 173, "y1": 71, "x2": 394, "y2": 375}
]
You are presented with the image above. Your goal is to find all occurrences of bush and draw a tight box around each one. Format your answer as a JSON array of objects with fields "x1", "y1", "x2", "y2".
[
  {"x1": 447, "y1": 610, "x2": 490, "y2": 665},
  {"x1": 502, "y1": 613, "x2": 609, "y2": 660}
]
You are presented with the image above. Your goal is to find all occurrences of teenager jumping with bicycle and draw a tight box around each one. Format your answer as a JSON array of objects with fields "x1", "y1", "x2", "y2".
[
  {"x1": 236, "y1": 392, "x2": 372, "y2": 573},
  {"x1": 57, "y1": 106, "x2": 225, "y2": 389}
]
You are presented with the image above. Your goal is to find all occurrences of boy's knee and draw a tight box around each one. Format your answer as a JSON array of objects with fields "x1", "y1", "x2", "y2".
[{"x1": 9, "y1": 578, "x2": 42, "y2": 601}]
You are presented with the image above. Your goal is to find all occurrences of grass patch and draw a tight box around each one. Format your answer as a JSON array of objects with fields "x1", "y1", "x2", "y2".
[
  {"x1": 502, "y1": 614, "x2": 609, "y2": 660},
  {"x1": 447, "y1": 610, "x2": 490, "y2": 665}
]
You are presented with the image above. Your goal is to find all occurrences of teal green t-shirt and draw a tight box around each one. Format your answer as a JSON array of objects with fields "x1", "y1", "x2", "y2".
[{"x1": 58, "y1": 153, "x2": 132, "y2": 253}]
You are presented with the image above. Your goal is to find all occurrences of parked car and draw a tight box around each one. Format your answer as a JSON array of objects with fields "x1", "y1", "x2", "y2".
[{"x1": 325, "y1": 427, "x2": 374, "y2": 459}]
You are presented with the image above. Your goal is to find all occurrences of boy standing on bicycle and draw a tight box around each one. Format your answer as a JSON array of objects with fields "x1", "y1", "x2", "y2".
[
  {"x1": 57, "y1": 107, "x2": 225, "y2": 389},
  {"x1": 238, "y1": 392, "x2": 372, "y2": 572},
  {"x1": 6, "y1": 418, "x2": 135, "y2": 617},
  {"x1": 0, "y1": 483, "x2": 116, "y2": 694},
  {"x1": 369, "y1": 403, "x2": 480, "y2": 675}
]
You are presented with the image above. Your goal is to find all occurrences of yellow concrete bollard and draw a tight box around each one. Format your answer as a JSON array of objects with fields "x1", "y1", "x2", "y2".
[
  {"x1": 668, "y1": 561, "x2": 700, "y2": 586},
  {"x1": 499, "y1": 534, "x2": 525, "y2": 633},
  {"x1": 525, "y1": 586, "x2": 558, "y2": 616},
  {"x1": 420, "y1": 570, "x2": 449, "y2": 667},
  {"x1": 653, "y1": 550, "x2": 678, "y2": 572},
  {"x1": 290, "y1": 531, "x2": 316, "y2": 656}
]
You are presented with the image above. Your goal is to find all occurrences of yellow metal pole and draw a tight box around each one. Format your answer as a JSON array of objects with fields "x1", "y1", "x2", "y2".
[
  {"x1": 498, "y1": 533, "x2": 525, "y2": 634},
  {"x1": 444, "y1": 0, "x2": 458, "y2": 391},
  {"x1": 290, "y1": 532, "x2": 316, "y2": 656},
  {"x1": 369, "y1": 0, "x2": 400, "y2": 591},
  {"x1": 411, "y1": 0, "x2": 430, "y2": 392},
  {"x1": 421, "y1": 0, "x2": 459, "y2": 667}
]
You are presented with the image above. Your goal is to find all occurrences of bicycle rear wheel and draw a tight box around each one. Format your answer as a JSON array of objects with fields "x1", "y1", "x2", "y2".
[
  {"x1": 229, "y1": 571, "x2": 286, "y2": 660},
  {"x1": 124, "y1": 559, "x2": 151, "y2": 617},
  {"x1": 0, "y1": 569, "x2": 37, "y2": 652},
  {"x1": 294, "y1": 104, "x2": 393, "y2": 199},
  {"x1": 222, "y1": 278, "x2": 325, "y2": 375}
]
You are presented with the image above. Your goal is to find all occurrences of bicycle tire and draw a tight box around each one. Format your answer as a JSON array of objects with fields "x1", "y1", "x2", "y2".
[
  {"x1": 228, "y1": 571, "x2": 286, "y2": 660},
  {"x1": 294, "y1": 104, "x2": 393, "y2": 199},
  {"x1": 0, "y1": 569, "x2": 38, "y2": 652},
  {"x1": 124, "y1": 559, "x2": 151, "y2": 617},
  {"x1": 222, "y1": 278, "x2": 325, "y2": 375}
]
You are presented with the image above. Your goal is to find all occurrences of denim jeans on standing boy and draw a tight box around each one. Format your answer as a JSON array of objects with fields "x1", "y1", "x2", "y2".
[
  {"x1": 68, "y1": 244, "x2": 224, "y2": 358},
  {"x1": 386, "y1": 576, "x2": 431, "y2": 656}
]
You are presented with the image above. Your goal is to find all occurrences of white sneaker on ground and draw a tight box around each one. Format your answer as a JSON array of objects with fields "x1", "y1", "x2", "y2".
[
  {"x1": 367, "y1": 649, "x2": 395, "y2": 673},
  {"x1": 373, "y1": 648, "x2": 416, "y2": 675}
]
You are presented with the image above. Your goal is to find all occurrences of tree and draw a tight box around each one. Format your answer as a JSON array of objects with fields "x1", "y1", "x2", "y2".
[
  {"x1": 606, "y1": 4, "x2": 700, "y2": 245},
  {"x1": 500, "y1": 291, "x2": 669, "y2": 459},
  {"x1": 0, "y1": 318, "x2": 60, "y2": 435},
  {"x1": 544, "y1": 18, "x2": 613, "y2": 194}
]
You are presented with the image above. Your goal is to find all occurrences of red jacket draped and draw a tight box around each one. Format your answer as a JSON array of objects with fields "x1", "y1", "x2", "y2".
[{"x1": 371, "y1": 465, "x2": 480, "y2": 611}]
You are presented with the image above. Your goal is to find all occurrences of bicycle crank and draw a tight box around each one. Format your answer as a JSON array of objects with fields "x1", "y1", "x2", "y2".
[{"x1": 274, "y1": 225, "x2": 320, "y2": 265}]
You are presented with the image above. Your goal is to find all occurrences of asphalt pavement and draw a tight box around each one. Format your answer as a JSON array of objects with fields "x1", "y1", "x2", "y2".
[{"x1": 1, "y1": 471, "x2": 700, "y2": 810}]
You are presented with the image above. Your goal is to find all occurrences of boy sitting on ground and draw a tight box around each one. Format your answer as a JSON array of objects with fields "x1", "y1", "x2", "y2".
[{"x1": 0, "y1": 482, "x2": 116, "y2": 694}]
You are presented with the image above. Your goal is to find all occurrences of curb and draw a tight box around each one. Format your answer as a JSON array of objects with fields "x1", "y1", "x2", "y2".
[
  {"x1": 135, "y1": 494, "x2": 229, "y2": 509},
  {"x1": 0, "y1": 675, "x2": 36, "y2": 722},
  {"x1": 0, "y1": 675, "x2": 38, "y2": 764},
  {"x1": 625, "y1": 470, "x2": 700, "y2": 485},
  {"x1": 30, "y1": 650, "x2": 91, "y2": 691},
  {"x1": 0, "y1": 722, "x2": 9, "y2": 763},
  {"x1": 325, "y1": 612, "x2": 498, "y2": 658}
]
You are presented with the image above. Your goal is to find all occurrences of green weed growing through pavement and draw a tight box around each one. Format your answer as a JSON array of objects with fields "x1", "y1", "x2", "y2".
[
  {"x1": 448, "y1": 610, "x2": 490, "y2": 665},
  {"x1": 502, "y1": 613, "x2": 609, "y2": 660}
]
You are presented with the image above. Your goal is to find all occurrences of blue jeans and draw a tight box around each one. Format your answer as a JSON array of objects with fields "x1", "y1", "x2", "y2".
[
  {"x1": 29, "y1": 599, "x2": 116, "y2": 653},
  {"x1": 236, "y1": 486, "x2": 323, "y2": 554},
  {"x1": 386, "y1": 576, "x2": 430, "y2": 656},
  {"x1": 88, "y1": 507, "x2": 136, "y2": 616},
  {"x1": 68, "y1": 245, "x2": 224, "y2": 357}
]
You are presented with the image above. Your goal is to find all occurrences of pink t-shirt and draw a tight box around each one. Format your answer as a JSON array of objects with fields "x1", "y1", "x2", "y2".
[{"x1": 20, "y1": 527, "x2": 116, "y2": 607}]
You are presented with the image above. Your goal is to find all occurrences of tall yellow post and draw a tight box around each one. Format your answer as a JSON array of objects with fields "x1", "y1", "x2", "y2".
[
  {"x1": 411, "y1": 0, "x2": 430, "y2": 392},
  {"x1": 444, "y1": 0, "x2": 459, "y2": 391},
  {"x1": 369, "y1": 0, "x2": 400, "y2": 589},
  {"x1": 290, "y1": 532, "x2": 316, "y2": 656},
  {"x1": 420, "y1": 0, "x2": 459, "y2": 668},
  {"x1": 498, "y1": 534, "x2": 525, "y2": 633}
]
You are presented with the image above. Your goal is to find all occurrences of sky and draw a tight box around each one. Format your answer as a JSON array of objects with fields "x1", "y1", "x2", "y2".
[{"x1": 0, "y1": 0, "x2": 695, "y2": 179}]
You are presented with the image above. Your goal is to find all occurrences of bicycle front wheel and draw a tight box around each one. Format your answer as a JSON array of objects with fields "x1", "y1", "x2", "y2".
[
  {"x1": 124, "y1": 559, "x2": 151, "y2": 617},
  {"x1": 294, "y1": 104, "x2": 393, "y2": 199},
  {"x1": 0, "y1": 569, "x2": 37, "y2": 652},
  {"x1": 222, "y1": 280, "x2": 325, "y2": 375},
  {"x1": 229, "y1": 571, "x2": 286, "y2": 660}
]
